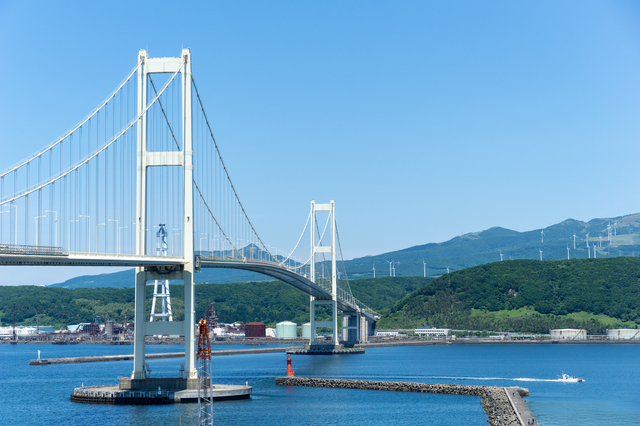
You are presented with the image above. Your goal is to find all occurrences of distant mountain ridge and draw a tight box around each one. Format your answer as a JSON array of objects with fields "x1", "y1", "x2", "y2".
[
  {"x1": 345, "y1": 212, "x2": 640, "y2": 278},
  {"x1": 47, "y1": 212, "x2": 640, "y2": 288},
  {"x1": 48, "y1": 268, "x2": 273, "y2": 289}
]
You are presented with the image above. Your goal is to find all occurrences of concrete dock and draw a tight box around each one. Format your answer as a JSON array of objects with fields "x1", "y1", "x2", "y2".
[
  {"x1": 506, "y1": 386, "x2": 537, "y2": 425},
  {"x1": 30, "y1": 346, "x2": 301, "y2": 365},
  {"x1": 70, "y1": 383, "x2": 251, "y2": 404}
]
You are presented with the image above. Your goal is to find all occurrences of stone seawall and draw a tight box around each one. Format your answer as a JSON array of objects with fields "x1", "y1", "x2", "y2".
[{"x1": 276, "y1": 377, "x2": 529, "y2": 426}]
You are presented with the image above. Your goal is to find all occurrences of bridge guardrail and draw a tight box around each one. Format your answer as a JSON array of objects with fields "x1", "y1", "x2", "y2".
[{"x1": 0, "y1": 244, "x2": 68, "y2": 257}]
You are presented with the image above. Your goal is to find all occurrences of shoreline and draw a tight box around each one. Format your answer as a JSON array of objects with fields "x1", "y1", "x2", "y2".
[
  {"x1": 358, "y1": 338, "x2": 640, "y2": 347},
  {"x1": 6, "y1": 336, "x2": 640, "y2": 346}
]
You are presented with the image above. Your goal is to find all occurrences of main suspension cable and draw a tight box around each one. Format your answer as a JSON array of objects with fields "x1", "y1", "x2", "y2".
[
  {"x1": 191, "y1": 76, "x2": 274, "y2": 262},
  {"x1": 0, "y1": 62, "x2": 183, "y2": 206},
  {"x1": 279, "y1": 211, "x2": 311, "y2": 265},
  {"x1": 0, "y1": 62, "x2": 140, "y2": 178}
]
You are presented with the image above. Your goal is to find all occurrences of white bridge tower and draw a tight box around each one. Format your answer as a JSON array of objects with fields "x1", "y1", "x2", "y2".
[
  {"x1": 309, "y1": 200, "x2": 341, "y2": 347},
  {"x1": 132, "y1": 49, "x2": 196, "y2": 380}
]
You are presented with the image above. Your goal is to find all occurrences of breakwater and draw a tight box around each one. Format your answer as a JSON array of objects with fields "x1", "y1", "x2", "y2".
[
  {"x1": 30, "y1": 346, "x2": 301, "y2": 365},
  {"x1": 276, "y1": 377, "x2": 531, "y2": 426}
]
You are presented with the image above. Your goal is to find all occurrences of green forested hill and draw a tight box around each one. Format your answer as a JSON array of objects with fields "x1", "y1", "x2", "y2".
[
  {"x1": 379, "y1": 257, "x2": 640, "y2": 333},
  {"x1": 0, "y1": 277, "x2": 427, "y2": 328},
  {"x1": 7, "y1": 257, "x2": 640, "y2": 334}
]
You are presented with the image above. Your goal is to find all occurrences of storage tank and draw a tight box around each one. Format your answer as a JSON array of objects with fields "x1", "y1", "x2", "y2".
[
  {"x1": 105, "y1": 320, "x2": 114, "y2": 338},
  {"x1": 549, "y1": 328, "x2": 586, "y2": 340},
  {"x1": 245, "y1": 322, "x2": 266, "y2": 338},
  {"x1": 276, "y1": 321, "x2": 297, "y2": 339},
  {"x1": 608, "y1": 329, "x2": 640, "y2": 340},
  {"x1": 301, "y1": 323, "x2": 311, "y2": 339}
]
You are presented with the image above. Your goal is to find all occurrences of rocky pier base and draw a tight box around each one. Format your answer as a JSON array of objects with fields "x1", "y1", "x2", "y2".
[{"x1": 276, "y1": 377, "x2": 531, "y2": 426}]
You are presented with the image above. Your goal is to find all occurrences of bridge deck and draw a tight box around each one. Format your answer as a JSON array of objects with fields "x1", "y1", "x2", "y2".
[
  {"x1": 199, "y1": 257, "x2": 376, "y2": 320},
  {"x1": 0, "y1": 252, "x2": 375, "y2": 320},
  {"x1": 0, "y1": 253, "x2": 184, "y2": 268}
]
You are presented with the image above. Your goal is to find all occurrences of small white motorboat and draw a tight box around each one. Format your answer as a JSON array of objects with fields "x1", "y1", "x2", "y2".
[{"x1": 558, "y1": 373, "x2": 584, "y2": 382}]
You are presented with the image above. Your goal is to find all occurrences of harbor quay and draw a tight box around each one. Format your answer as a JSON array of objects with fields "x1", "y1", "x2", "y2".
[{"x1": 276, "y1": 377, "x2": 534, "y2": 426}]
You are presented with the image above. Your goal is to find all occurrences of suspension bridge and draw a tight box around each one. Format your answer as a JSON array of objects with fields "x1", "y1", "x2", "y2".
[{"x1": 0, "y1": 49, "x2": 378, "y2": 381}]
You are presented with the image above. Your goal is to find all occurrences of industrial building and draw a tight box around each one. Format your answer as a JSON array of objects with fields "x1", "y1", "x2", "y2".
[
  {"x1": 245, "y1": 322, "x2": 266, "y2": 338},
  {"x1": 549, "y1": 329, "x2": 586, "y2": 340},
  {"x1": 0, "y1": 326, "x2": 54, "y2": 338},
  {"x1": 607, "y1": 329, "x2": 640, "y2": 340},
  {"x1": 376, "y1": 331, "x2": 399, "y2": 336},
  {"x1": 414, "y1": 327, "x2": 450, "y2": 337}
]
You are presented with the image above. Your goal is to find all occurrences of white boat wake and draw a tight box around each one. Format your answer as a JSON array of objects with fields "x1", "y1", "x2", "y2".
[
  {"x1": 428, "y1": 376, "x2": 566, "y2": 382},
  {"x1": 350, "y1": 375, "x2": 584, "y2": 383}
]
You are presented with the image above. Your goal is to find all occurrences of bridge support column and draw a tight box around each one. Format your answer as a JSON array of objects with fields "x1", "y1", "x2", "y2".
[
  {"x1": 309, "y1": 299, "x2": 338, "y2": 347},
  {"x1": 132, "y1": 268, "x2": 147, "y2": 379},
  {"x1": 359, "y1": 314, "x2": 369, "y2": 344},
  {"x1": 341, "y1": 314, "x2": 359, "y2": 344},
  {"x1": 131, "y1": 268, "x2": 194, "y2": 380}
]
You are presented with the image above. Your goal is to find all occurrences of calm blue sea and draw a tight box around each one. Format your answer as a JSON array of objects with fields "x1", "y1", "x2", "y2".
[{"x1": 1, "y1": 343, "x2": 638, "y2": 425}]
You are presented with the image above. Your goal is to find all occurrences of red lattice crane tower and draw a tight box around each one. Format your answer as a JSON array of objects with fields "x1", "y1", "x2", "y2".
[{"x1": 197, "y1": 319, "x2": 214, "y2": 426}]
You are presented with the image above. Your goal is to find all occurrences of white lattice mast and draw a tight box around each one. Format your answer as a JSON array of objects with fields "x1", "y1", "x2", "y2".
[
  {"x1": 149, "y1": 224, "x2": 173, "y2": 322},
  {"x1": 197, "y1": 319, "x2": 214, "y2": 426}
]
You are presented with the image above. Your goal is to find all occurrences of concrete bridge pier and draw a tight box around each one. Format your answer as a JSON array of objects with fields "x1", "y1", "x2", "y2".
[
  {"x1": 360, "y1": 315, "x2": 375, "y2": 343},
  {"x1": 309, "y1": 298, "x2": 339, "y2": 348},
  {"x1": 341, "y1": 314, "x2": 359, "y2": 344},
  {"x1": 132, "y1": 267, "x2": 196, "y2": 381}
]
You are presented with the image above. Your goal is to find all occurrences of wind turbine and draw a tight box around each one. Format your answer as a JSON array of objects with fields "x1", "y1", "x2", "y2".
[
  {"x1": 593, "y1": 243, "x2": 597, "y2": 258},
  {"x1": 385, "y1": 260, "x2": 394, "y2": 277},
  {"x1": 573, "y1": 231, "x2": 577, "y2": 249},
  {"x1": 500, "y1": 250, "x2": 503, "y2": 261},
  {"x1": 541, "y1": 229, "x2": 545, "y2": 243},
  {"x1": 539, "y1": 247, "x2": 543, "y2": 261},
  {"x1": 446, "y1": 266, "x2": 450, "y2": 274},
  {"x1": 588, "y1": 244, "x2": 591, "y2": 258},
  {"x1": 423, "y1": 259, "x2": 427, "y2": 278},
  {"x1": 372, "y1": 261, "x2": 376, "y2": 278},
  {"x1": 567, "y1": 244, "x2": 570, "y2": 260},
  {"x1": 599, "y1": 235, "x2": 602, "y2": 247},
  {"x1": 586, "y1": 233, "x2": 589, "y2": 248}
]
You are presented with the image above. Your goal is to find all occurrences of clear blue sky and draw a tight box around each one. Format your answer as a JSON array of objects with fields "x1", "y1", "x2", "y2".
[{"x1": 1, "y1": 1, "x2": 639, "y2": 285}]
